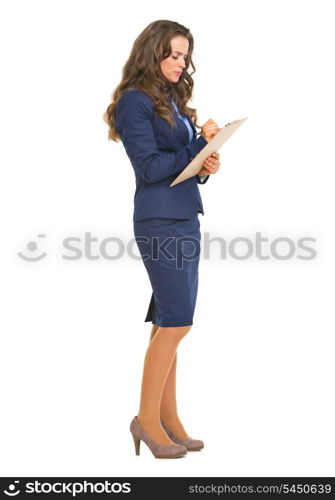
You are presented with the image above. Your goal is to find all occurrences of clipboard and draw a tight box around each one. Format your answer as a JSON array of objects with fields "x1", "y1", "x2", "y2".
[{"x1": 170, "y1": 117, "x2": 248, "y2": 186}]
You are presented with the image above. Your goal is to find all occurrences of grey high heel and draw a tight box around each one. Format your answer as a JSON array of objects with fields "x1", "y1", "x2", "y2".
[
  {"x1": 161, "y1": 420, "x2": 204, "y2": 451},
  {"x1": 130, "y1": 416, "x2": 187, "y2": 459}
]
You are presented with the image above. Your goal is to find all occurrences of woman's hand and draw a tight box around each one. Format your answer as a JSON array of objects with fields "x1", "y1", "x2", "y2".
[
  {"x1": 201, "y1": 119, "x2": 219, "y2": 142},
  {"x1": 198, "y1": 152, "x2": 220, "y2": 176}
]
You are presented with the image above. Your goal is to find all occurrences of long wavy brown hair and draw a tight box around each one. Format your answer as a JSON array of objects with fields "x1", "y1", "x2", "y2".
[{"x1": 103, "y1": 20, "x2": 201, "y2": 142}]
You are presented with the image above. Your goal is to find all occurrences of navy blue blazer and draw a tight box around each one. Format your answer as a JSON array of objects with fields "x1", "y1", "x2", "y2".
[{"x1": 115, "y1": 88, "x2": 210, "y2": 222}]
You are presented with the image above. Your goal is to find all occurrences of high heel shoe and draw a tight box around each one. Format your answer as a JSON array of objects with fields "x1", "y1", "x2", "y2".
[
  {"x1": 161, "y1": 420, "x2": 204, "y2": 451},
  {"x1": 130, "y1": 416, "x2": 187, "y2": 459}
]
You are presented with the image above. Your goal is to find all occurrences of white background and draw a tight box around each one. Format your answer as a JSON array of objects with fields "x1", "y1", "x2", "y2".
[{"x1": 1, "y1": 0, "x2": 334, "y2": 477}]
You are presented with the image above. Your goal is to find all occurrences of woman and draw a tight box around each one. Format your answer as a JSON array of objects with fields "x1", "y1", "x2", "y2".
[{"x1": 103, "y1": 20, "x2": 220, "y2": 459}]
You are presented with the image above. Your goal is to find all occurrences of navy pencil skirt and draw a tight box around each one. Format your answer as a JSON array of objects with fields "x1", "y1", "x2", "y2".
[{"x1": 133, "y1": 213, "x2": 201, "y2": 327}]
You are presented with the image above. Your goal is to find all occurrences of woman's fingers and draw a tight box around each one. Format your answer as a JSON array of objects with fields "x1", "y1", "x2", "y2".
[
  {"x1": 202, "y1": 151, "x2": 220, "y2": 173},
  {"x1": 201, "y1": 120, "x2": 220, "y2": 142},
  {"x1": 201, "y1": 119, "x2": 219, "y2": 131},
  {"x1": 203, "y1": 124, "x2": 218, "y2": 131},
  {"x1": 205, "y1": 152, "x2": 220, "y2": 163}
]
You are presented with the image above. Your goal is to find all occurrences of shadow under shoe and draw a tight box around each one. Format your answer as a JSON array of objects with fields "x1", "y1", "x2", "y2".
[
  {"x1": 130, "y1": 416, "x2": 187, "y2": 459},
  {"x1": 161, "y1": 420, "x2": 204, "y2": 451}
]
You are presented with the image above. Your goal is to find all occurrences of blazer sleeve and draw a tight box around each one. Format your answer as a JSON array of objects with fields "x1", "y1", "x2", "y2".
[
  {"x1": 115, "y1": 90, "x2": 209, "y2": 184},
  {"x1": 197, "y1": 174, "x2": 210, "y2": 184}
]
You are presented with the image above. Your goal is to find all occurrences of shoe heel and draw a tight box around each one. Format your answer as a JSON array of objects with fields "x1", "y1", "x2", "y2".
[
  {"x1": 132, "y1": 433, "x2": 141, "y2": 455},
  {"x1": 130, "y1": 416, "x2": 187, "y2": 458}
]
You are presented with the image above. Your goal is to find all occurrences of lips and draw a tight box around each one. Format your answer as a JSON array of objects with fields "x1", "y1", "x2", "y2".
[{"x1": 175, "y1": 72, "x2": 182, "y2": 75}]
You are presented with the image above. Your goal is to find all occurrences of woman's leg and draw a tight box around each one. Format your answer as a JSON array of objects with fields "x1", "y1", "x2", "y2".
[
  {"x1": 136, "y1": 324, "x2": 191, "y2": 445},
  {"x1": 149, "y1": 325, "x2": 190, "y2": 439}
]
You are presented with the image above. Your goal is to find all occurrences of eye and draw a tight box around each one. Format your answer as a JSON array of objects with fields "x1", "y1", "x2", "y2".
[{"x1": 171, "y1": 54, "x2": 188, "y2": 61}]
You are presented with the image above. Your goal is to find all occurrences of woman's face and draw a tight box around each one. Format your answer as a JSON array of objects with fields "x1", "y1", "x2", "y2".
[{"x1": 160, "y1": 35, "x2": 189, "y2": 83}]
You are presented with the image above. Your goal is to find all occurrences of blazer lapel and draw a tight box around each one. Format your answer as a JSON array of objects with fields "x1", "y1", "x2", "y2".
[
  {"x1": 170, "y1": 97, "x2": 198, "y2": 146},
  {"x1": 187, "y1": 118, "x2": 197, "y2": 141}
]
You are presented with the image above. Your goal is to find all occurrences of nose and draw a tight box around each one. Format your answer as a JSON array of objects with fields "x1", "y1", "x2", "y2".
[{"x1": 179, "y1": 58, "x2": 186, "y2": 69}]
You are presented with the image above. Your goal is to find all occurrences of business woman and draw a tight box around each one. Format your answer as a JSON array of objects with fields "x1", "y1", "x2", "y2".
[{"x1": 103, "y1": 20, "x2": 220, "y2": 459}]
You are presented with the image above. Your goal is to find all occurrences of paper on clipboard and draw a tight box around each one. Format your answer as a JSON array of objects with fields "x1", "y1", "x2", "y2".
[{"x1": 170, "y1": 117, "x2": 248, "y2": 186}]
